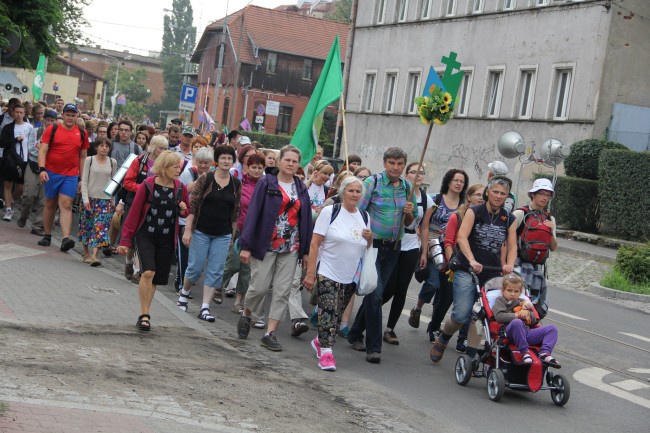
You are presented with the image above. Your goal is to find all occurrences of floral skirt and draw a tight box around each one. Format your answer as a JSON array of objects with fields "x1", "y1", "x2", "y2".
[{"x1": 78, "y1": 198, "x2": 114, "y2": 248}]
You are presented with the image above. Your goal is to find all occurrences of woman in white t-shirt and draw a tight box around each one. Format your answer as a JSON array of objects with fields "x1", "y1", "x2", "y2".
[
  {"x1": 303, "y1": 176, "x2": 373, "y2": 371},
  {"x1": 381, "y1": 163, "x2": 433, "y2": 345}
]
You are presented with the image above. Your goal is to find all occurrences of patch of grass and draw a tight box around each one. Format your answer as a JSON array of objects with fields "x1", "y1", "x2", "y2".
[
  {"x1": 600, "y1": 269, "x2": 650, "y2": 295},
  {"x1": 0, "y1": 401, "x2": 7, "y2": 417}
]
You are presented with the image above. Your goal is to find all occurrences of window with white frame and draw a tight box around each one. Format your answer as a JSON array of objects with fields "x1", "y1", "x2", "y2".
[
  {"x1": 472, "y1": 0, "x2": 484, "y2": 13},
  {"x1": 536, "y1": 0, "x2": 549, "y2": 6},
  {"x1": 383, "y1": 72, "x2": 398, "y2": 113},
  {"x1": 363, "y1": 73, "x2": 377, "y2": 112},
  {"x1": 503, "y1": 0, "x2": 515, "y2": 10},
  {"x1": 302, "y1": 59, "x2": 313, "y2": 80},
  {"x1": 375, "y1": 0, "x2": 387, "y2": 24},
  {"x1": 552, "y1": 68, "x2": 573, "y2": 120},
  {"x1": 266, "y1": 52, "x2": 277, "y2": 74},
  {"x1": 456, "y1": 71, "x2": 473, "y2": 117},
  {"x1": 405, "y1": 72, "x2": 420, "y2": 114},
  {"x1": 485, "y1": 69, "x2": 504, "y2": 117},
  {"x1": 445, "y1": 0, "x2": 457, "y2": 16},
  {"x1": 516, "y1": 69, "x2": 536, "y2": 118},
  {"x1": 396, "y1": 0, "x2": 409, "y2": 22},
  {"x1": 421, "y1": 0, "x2": 432, "y2": 18}
]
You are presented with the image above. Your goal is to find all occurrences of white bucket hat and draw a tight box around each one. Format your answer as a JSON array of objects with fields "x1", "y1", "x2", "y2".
[
  {"x1": 488, "y1": 160, "x2": 508, "y2": 176},
  {"x1": 528, "y1": 178, "x2": 555, "y2": 197}
]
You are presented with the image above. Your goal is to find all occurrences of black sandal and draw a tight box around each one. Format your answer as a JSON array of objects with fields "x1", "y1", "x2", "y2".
[
  {"x1": 198, "y1": 308, "x2": 215, "y2": 322},
  {"x1": 136, "y1": 314, "x2": 151, "y2": 331}
]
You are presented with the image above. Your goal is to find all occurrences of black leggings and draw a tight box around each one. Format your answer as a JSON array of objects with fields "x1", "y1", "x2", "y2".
[{"x1": 382, "y1": 248, "x2": 420, "y2": 330}]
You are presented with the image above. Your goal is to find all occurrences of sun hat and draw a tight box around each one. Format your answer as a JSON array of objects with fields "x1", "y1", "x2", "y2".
[{"x1": 528, "y1": 178, "x2": 555, "y2": 197}]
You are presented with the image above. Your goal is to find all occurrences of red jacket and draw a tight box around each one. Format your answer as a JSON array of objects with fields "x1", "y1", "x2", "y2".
[
  {"x1": 119, "y1": 176, "x2": 190, "y2": 249},
  {"x1": 123, "y1": 153, "x2": 150, "y2": 193}
]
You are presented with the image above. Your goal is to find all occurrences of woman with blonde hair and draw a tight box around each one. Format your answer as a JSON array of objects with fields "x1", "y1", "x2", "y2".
[{"x1": 117, "y1": 151, "x2": 189, "y2": 331}]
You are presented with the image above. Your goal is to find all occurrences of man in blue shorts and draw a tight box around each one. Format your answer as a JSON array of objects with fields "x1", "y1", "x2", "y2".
[{"x1": 37, "y1": 103, "x2": 90, "y2": 250}]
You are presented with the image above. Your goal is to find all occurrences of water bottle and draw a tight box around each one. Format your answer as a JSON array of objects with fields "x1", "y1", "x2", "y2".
[{"x1": 429, "y1": 236, "x2": 446, "y2": 270}]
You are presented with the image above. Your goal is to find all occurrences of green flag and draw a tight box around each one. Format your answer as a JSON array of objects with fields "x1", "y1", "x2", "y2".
[
  {"x1": 290, "y1": 36, "x2": 343, "y2": 166},
  {"x1": 32, "y1": 54, "x2": 46, "y2": 101}
]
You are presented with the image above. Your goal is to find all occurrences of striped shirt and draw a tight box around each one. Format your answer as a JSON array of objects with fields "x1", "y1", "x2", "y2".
[{"x1": 358, "y1": 171, "x2": 418, "y2": 241}]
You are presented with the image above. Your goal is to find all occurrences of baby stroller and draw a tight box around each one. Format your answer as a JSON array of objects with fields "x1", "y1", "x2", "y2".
[{"x1": 454, "y1": 272, "x2": 570, "y2": 406}]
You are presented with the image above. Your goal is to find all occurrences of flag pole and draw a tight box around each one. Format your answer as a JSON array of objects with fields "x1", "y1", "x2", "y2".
[
  {"x1": 340, "y1": 92, "x2": 349, "y2": 170},
  {"x1": 395, "y1": 121, "x2": 434, "y2": 249}
]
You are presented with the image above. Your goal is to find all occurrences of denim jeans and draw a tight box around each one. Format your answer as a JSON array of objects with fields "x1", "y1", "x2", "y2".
[
  {"x1": 450, "y1": 269, "x2": 478, "y2": 327},
  {"x1": 348, "y1": 243, "x2": 401, "y2": 354},
  {"x1": 417, "y1": 260, "x2": 440, "y2": 303},
  {"x1": 185, "y1": 230, "x2": 231, "y2": 288}
]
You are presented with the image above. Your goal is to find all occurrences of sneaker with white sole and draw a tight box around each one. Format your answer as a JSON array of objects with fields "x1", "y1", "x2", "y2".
[
  {"x1": 311, "y1": 337, "x2": 321, "y2": 359},
  {"x1": 318, "y1": 352, "x2": 336, "y2": 371},
  {"x1": 252, "y1": 319, "x2": 266, "y2": 329},
  {"x1": 3, "y1": 208, "x2": 13, "y2": 221}
]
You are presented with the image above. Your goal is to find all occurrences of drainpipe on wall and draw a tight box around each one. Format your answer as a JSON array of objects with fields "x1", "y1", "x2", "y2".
[{"x1": 333, "y1": 0, "x2": 358, "y2": 158}]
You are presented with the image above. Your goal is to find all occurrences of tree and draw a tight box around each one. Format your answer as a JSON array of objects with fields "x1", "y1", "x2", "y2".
[
  {"x1": 103, "y1": 65, "x2": 152, "y2": 121},
  {"x1": 325, "y1": 0, "x2": 353, "y2": 23},
  {"x1": 0, "y1": 0, "x2": 90, "y2": 68},
  {"x1": 161, "y1": 0, "x2": 196, "y2": 111}
]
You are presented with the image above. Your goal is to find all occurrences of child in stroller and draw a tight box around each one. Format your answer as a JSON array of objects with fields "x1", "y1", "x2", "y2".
[{"x1": 492, "y1": 273, "x2": 559, "y2": 366}]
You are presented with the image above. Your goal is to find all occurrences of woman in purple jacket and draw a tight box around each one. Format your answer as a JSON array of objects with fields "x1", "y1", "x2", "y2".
[{"x1": 236, "y1": 145, "x2": 313, "y2": 352}]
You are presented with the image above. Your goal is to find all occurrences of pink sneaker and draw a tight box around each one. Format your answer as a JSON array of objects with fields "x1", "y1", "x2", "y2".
[
  {"x1": 318, "y1": 352, "x2": 336, "y2": 371},
  {"x1": 311, "y1": 337, "x2": 321, "y2": 359}
]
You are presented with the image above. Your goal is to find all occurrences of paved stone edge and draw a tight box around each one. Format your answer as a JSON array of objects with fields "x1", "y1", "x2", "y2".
[
  {"x1": 586, "y1": 282, "x2": 650, "y2": 304},
  {"x1": 555, "y1": 244, "x2": 615, "y2": 263}
]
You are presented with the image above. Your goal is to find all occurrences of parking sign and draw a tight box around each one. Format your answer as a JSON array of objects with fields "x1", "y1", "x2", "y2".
[{"x1": 179, "y1": 84, "x2": 198, "y2": 111}]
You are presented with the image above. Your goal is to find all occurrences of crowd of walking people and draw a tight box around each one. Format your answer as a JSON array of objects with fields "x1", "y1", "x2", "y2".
[{"x1": 1, "y1": 96, "x2": 561, "y2": 373}]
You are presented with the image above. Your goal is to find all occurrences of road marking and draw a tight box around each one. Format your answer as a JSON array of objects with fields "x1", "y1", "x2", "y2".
[
  {"x1": 548, "y1": 308, "x2": 588, "y2": 321},
  {"x1": 574, "y1": 367, "x2": 650, "y2": 409},
  {"x1": 0, "y1": 243, "x2": 45, "y2": 262},
  {"x1": 619, "y1": 333, "x2": 650, "y2": 343},
  {"x1": 628, "y1": 368, "x2": 650, "y2": 374},
  {"x1": 611, "y1": 380, "x2": 650, "y2": 392},
  {"x1": 401, "y1": 309, "x2": 431, "y2": 324}
]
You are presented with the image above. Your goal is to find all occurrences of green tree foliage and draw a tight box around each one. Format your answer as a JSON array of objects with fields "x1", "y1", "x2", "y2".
[
  {"x1": 325, "y1": 0, "x2": 353, "y2": 23},
  {"x1": 161, "y1": 0, "x2": 196, "y2": 111},
  {"x1": 598, "y1": 149, "x2": 650, "y2": 241},
  {"x1": 0, "y1": 0, "x2": 89, "y2": 68},
  {"x1": 103, "y1": 65, "x2": 152, "y2": 121},
  {"x1": 564, "y1": 139, "x2": 627, "y2": 180}
]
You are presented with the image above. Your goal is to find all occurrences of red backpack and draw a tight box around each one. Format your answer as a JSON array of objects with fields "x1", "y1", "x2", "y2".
[{"x1": 516, "y1": 206, "x2": 553, "y2": 265}]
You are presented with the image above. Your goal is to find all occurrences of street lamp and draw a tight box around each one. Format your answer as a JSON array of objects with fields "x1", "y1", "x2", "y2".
[{"x1": 102, "y1": 53, "x2": 132, "y2": 117}]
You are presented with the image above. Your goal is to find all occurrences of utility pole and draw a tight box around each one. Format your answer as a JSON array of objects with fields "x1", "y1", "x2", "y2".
[{"x1": 212, "y1": 11, "x2": 229, "y2": 124}]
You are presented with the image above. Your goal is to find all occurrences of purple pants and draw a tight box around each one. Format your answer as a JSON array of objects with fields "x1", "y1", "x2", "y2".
[{"x1": 506, "y1": 319, "x2": 558, "y2": 354}]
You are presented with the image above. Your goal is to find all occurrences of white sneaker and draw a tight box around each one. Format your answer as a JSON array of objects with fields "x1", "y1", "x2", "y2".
[{"x1": 3, "y1": 208, "x2": 13, "y2": 221}]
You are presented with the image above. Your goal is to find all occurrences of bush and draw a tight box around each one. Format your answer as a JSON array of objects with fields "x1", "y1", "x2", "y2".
[
  {"x1": 615, "y1": 244, "x2": 650, "y2": 285},
  {"x1": 535, "y1": 174, "x2": 599, "y2": 232},
  {"x1": 241, "y1": 131, "x2": 333, "y2": 157},
  {"x1": 564, "y1": 139, "x2": 627, "y2": 180},
  {"x1": 600, "y1": 268, "x2": 650, "y2": 295},
  {"x1": 599, "y1": 149, "x2": 650, "y2": 240}
]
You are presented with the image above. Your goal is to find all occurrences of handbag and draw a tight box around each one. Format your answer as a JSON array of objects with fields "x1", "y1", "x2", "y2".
[
  {"x1": 1, "y1": 144, "x2": 27, "y2": 181},
  {"x1": 356, "y1": 247, "x2": 378, "y2": 296}
]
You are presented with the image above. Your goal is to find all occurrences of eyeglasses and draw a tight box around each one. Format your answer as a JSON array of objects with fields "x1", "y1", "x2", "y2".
[
  {"x1": 408, "y1": 170, "x2": 426, "y2": 175},
  {"x1": 452, "y1": 179, "x2": 465, "y2": 184},
  {"x1": 357, "y1": 175, "x2": 368, "y2": 180},
  {"x1": 118, "y1": 128, "x2": 131, "y2": 132}
]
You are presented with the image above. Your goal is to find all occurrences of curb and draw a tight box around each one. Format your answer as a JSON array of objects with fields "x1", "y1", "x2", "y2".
[
  {"x1": 556, "y1": 244, "x2": 615, "y2": 263},
  {"x1": 586, "y1": 282, "x2": 650, "y2": 304}
]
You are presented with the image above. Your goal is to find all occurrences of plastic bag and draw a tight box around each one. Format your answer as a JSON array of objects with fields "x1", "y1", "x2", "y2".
[{"x1": 356, "y1": 247, "x2": 378, "y2": 296}]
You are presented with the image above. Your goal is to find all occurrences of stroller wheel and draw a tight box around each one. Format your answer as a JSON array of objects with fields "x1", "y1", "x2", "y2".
[
  {"x1": 487, "y1": 369, "x2": 505, "y2": 402},
  {"x1": 455, "y1": 355, "x2": 472, "y2": 386},
  {"x1": 550, "y1": 374, "x2": 571, "y2": 406}
]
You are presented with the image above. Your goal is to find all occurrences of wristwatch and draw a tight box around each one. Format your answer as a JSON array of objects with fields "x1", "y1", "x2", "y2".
[{"x1": 38, "y1": 167, "x2": 46, "y2": 174}]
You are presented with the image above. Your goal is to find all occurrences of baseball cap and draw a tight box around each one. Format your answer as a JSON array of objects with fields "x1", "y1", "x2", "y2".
[
  {"x1": 171, "y1": 118, "x2": 182, "y2": 125},
  {"x1": 44, "y1": 110, "x2": 58, "y2": 119},
  {"x1": 63, "y1": 103, "x2": 78, "y2": 113},
  {"x1": 238, "y1": 136, "x2": 251, "y2": 145},
  {"x1": 528, "y1": 178, "x2": 555, "y2": 197},
  {"x1": 488, "y1": 160, "x2": 508, "y2": 176},
  {"x1": 182, "y1": 125, "x2": 195, "y2": 136}
]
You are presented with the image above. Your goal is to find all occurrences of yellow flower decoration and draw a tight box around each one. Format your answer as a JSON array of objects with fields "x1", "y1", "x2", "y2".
[
  {"x1": 414, "y1": 86, "x2": 455, "y2": 126},
  {"x1": 433, "y1": 118, "x2": 443, "y2": 125},
  {"x1": 440, "y1": 104, "x2": 449, "y2": 114},
  {"x1": 443, "y1": 93, "x2": 452, "y2": 104}
]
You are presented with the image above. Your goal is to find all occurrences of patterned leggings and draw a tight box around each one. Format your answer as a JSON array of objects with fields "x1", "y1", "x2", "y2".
[{"x1": 317, "y1": 274, "x2": 355, "y2": 348}]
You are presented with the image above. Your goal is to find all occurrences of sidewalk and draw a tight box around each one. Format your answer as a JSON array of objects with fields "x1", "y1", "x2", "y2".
[
  {"x1": 0, "y1": 222, "x2": 249, "y2": 433},
  {"x1": 556, "y1": 237, "x2": 617, "y2": 263}
]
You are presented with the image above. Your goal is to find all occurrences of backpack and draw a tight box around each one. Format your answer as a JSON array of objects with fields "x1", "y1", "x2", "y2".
[
  {"x1": 330, "y1": 202, "x2": 369, "y2": 226},
  {"x1": 48, "y1": 124, "x2": 86, "y2": 147},
  {"x1": 516, "y1": 205, "x2": 553, "y2": 265}
]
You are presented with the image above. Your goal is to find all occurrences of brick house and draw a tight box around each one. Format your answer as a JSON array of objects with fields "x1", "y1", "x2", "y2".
[{"x1": 191, "y1": 5, "x2": 348, "y2": 134}]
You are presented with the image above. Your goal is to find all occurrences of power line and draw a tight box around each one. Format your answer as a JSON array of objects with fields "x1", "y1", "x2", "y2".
[{"x1": 87, "y1": 19, "x2": 163, "y2": 31}]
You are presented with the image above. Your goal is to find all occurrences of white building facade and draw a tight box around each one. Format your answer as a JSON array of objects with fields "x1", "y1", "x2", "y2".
[{"x1": 344, "y1": 0, "x2": 650, "y2": 196}]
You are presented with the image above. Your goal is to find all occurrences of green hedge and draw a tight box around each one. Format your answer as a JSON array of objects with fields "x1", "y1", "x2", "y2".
[
  {"x1": 241, "y1": 131, "x2": 333, "y2": 157},
  {"x1": 615, "y1": 244, "x2": 650, "y2": 284},
  {"x1": 599, "y1": 149, "x2": 650, "y2": 240},
  {"x1": 535, "y1": 174, "x2": 599, "y2": 232},
  {"x1": 564, "y1": 139, "x2": 627, "y2": 180}
]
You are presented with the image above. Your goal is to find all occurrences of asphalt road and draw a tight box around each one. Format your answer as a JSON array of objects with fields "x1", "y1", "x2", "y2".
[{"x1": 183, "y1": 275, "x2": 650, "y2": 433}]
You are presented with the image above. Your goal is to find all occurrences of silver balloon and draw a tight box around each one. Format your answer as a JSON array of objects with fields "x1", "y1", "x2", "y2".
[
  {"x1": 497, "y1": 131, "x2": 526, "y2": 159},
  {"x1": 540, "y1": 139, "x2": 570, "y2": 167}
]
